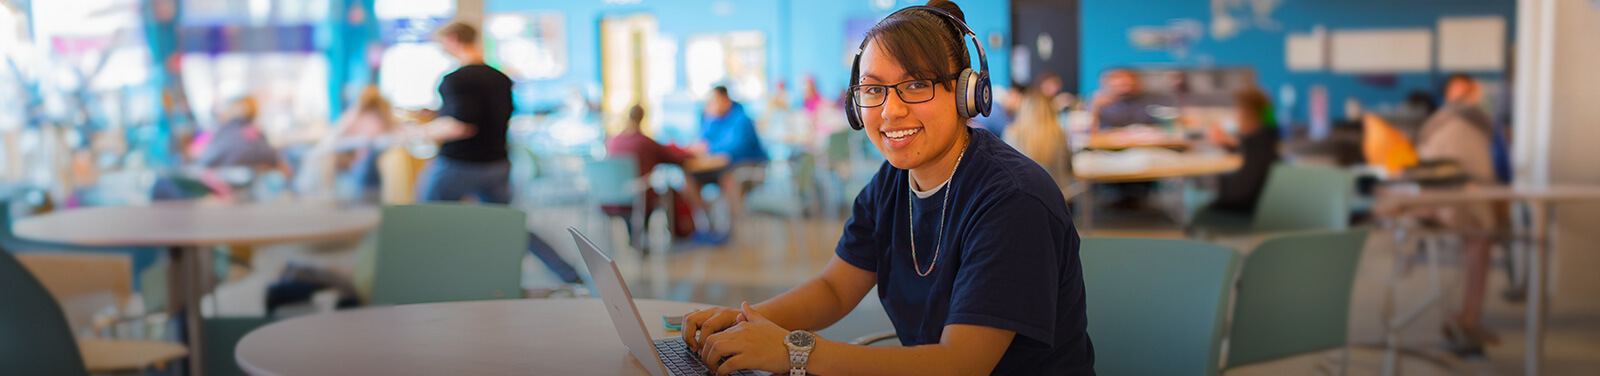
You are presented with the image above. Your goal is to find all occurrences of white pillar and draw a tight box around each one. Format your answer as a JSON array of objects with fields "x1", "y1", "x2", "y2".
[{"x1": 1512, "y1": 0, "x2": 1552, "y2": 189}]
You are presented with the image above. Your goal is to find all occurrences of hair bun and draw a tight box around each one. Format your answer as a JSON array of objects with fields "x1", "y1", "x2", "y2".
[{"x1": 925, "y1": 0, "x2": 966, "y2": 23}]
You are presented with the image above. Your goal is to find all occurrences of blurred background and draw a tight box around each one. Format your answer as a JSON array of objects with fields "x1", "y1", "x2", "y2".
[{"x1": 3, "y1": 0, "x2": 1599, "y2": 375}]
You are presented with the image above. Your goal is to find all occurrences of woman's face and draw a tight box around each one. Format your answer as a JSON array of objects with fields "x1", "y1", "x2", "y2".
[{"x1": 856, "y1": 40, "x2": 964, "y2": 172}]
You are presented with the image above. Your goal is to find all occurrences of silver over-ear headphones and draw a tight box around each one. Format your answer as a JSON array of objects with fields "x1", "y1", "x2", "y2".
[{"x1": 846, "y1": 5, "x2": 991, "y2": 131}]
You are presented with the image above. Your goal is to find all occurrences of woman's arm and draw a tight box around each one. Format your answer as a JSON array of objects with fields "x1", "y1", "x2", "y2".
[
  {"x1": 684, "y1": 256, "x2": 875, "y2": 351},
  {"x1": 751, "y1": 256, "x2": 876, "y2": 331},
  {"x1": 704, "y1": 307, "x2": 1015, "y2": 376}
]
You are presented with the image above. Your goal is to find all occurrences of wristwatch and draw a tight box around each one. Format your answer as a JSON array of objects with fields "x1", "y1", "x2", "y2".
[{"x1": 784, "y1": 330, "x2": 816, "y2": 376}]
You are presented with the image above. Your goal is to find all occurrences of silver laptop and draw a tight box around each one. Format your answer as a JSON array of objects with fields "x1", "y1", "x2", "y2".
[{"x1": 568, "y1": 228, "x2": 766, "y2": 376}]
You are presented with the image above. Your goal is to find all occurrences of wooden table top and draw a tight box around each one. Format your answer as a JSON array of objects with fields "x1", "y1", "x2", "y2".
[
  {"x1": 78, "y1": 338, "x2": 188, "y2": 373},
  {"x1": 235, "y1": 298, "x2": 719, "y2": 376},
  {"x1": 13, "y1": 201, "x2": 380, "y2": 247},
  {"x1": 1073, "y1": 154, "x2": 1243, "y2": 183}
]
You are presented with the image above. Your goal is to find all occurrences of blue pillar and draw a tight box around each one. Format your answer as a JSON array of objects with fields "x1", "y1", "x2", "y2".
[
  {"x1": 139, "y1": 0, "x2": 182, "y2": 167},
  {"x1": 325, "y1": 0, "x2": 381, "y2": 121}
]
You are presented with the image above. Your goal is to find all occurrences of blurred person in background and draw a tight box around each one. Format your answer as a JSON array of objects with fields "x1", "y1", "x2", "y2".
[
  {"x1": 1205, "y1": 88, "x2": 1280, "y2": 214},
  {"x1": 1417, "y1": 73, "x2": 1501, "y2": 356},
  {"x1": 1004, "y1": 91, "x2": 1071, "y2": 189},
  {"x1": 687, "y1": 85, "x2": 767, "y2": 240},
  {"x1": 1033, "y1": 71, "x2": 1075, "y2": 113},
  {"x1": 299, "y1": 85, "x2": 405, "y2": 204},
  {"x1": 605, "y1": 104, "x2": 701, "y2": 248},
  {"x1": 183, "y1": 95, "x2": 293, "y2": 201},
  {"x1": 408, "y1": 21, "x2": 583, "y2": 286},
  {"x1": 1087, "y1": 68, "x2": 1174, "y2": 133}
]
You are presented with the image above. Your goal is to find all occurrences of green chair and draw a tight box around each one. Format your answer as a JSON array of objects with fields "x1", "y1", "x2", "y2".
[
  {"x1": 0, "y1": 247, "x2": 90, "y2": 376},
  {"x1": 1223, "y1": 229, "x2": 1370, "y2": 373},
  {"x1": 1188, "y1": 164, "x2": 1353, "y2": 238},
  {"x1": 357, "y1": 204, "x2": 530, "y2": 306},
  {"x1": 1081, "y1": 238, "x2": 1239, "y2": 376},
  {"x1": 205, "y1": 316, "x2": 277, "y2": 376}
]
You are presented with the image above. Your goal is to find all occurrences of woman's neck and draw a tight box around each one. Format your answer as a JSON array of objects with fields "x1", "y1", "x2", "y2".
[{"x1": 909, "y1": 129, "x2": 970, "y2": 190}]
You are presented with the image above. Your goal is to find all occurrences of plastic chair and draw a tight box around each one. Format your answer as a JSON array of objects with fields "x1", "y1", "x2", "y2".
[
  {"x1": 583, "y1": 158, "x2": 650, "y2": 251},
  {"x1": 1081, "y1": 237, "x2": 1239, "y2": 376},
  {"x1": 1223, "y1": 229, "x2": 1370, "y2": 373},
  {"x1": 360, "y1": 204, "x2": 530, "y2": 306},
  {"x1": 1188, "y1": 164, "x2": 1353, "y2": 238},
  {"x1": 0, "y1": 247, "x2": 90, "y2": 376}
]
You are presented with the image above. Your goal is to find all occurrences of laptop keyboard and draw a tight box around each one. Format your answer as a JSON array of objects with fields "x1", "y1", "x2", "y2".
[{"x1": 653, "y1": 338, "x2": 761, "y2": 376}]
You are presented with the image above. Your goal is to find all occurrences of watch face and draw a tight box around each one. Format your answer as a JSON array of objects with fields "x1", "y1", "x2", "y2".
[{"x1": 787, "y1": 331, "x2": 815, "y2": 347}]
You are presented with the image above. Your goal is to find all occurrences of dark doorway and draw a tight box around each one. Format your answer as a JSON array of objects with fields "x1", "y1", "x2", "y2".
[{"x1": 1011, "y1": 0, "x2": 1078, "y2": 94}]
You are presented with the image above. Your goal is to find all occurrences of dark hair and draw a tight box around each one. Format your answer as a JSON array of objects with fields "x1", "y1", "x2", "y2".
[
  {"x1": 711, "y1": 86, "x2": 729, "y2": 98},
  {"x1": 628, "y1": 104, "x2": 646, "y2": 124},
  {"x1": 862, "y1": 0, "x2": 969, "y2": 90},
  {"x1": 1235, "y1": 88, "x2": 1274, "y2": 128},
  {"x1": 435, "y1": 22, "x2": 478, "y2": 45}
]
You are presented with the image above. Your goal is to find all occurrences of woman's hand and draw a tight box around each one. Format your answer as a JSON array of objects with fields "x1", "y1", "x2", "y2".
[
  {"x1": 682, "y1": 305, "x2": 741, "y2": 353},
  {"x1": 700, "y1": 302, "x2": 791, "y2": 375}
]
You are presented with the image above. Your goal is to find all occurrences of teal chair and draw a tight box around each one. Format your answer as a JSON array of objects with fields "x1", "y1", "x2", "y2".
[
  {"x1": 1223, "y1": 229, "x2": 1370, "y2": 373},
  {"x1": 1081, "y1": 238, "x2": 1239, "y2": 376},
  {"x1": 0, "y1": 248, "x2": 90, "y2": 376},
  {"x1": 1188, "y1": 164, "x2": 1353, "y2": 238},
  {"x1": 584, "y1": 158, "x2": 650, "y2": 251},
  {"x1": 358, "y1": 204, "x2": 530, "y2": 305}
]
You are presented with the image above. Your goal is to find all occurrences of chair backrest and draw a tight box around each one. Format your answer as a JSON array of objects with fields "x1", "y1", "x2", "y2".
[
  {"x1": 367, "y1": 204, "x2": 529, "y2": 305},
  {"x1": 1251, "y1": 164, "x2": 1353, "y2": 233},
  {"x1": 583, "y1": 158, "x2": 641, "y2": 206},
  {"x1": 1225, "y1": 229, "x2": 1369, "y2": 369},
  {"x1": 16, "y1": 252, "x2": 133, "y2": 331},
  {"x1": 0, "y1": 248, "x2": 90, "y2": 376},
  {"x1": 1081, "y1": 238, "x2": 1238, "y2": 376}
]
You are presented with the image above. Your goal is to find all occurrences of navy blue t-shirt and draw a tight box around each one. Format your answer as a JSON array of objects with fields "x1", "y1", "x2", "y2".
[{"x1": 835, "y1": 128, "x2": 1095, "y2": 375}]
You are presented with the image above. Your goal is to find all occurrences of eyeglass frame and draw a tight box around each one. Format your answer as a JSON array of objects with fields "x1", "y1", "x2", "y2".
[{"x1": 849, "y1": 73, "x2": 963, "y2": 108}]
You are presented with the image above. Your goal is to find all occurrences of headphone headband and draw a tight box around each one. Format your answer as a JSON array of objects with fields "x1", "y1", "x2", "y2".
[
  {"x1": 855, "y1": 6, "x2": 989, "y2": 74},
  {"x1": 847, "y1": 4, "x2": 992, "y2": 130}
]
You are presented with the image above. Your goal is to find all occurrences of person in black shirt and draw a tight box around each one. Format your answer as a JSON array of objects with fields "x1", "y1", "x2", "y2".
[
  {"x1": 411, "y1": 22, "x2": 582, "y2": 286},
  {"x1": 1208, "y1": 88, "x2": 1280, "y2": 214}
]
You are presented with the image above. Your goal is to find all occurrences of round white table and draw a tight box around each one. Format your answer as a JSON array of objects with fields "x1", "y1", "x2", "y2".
[
  {"x1": 13, "y1": 201, "x2": 380, "y2": 375},
  {"x1": 1375, "y1": 184, "x2": 1600, "y2": 376},
  {"x1": 235, "y1": 298, "x2": 716, "y2": 375}
]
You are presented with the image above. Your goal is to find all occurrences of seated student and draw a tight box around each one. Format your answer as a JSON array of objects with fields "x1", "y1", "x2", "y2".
[
  {"x1": 185, "y1": 96, "x2": 293, "y2": 201},
  {"x1": 687, "y1": 85, "x2": 767, "y2": 235},
  {"x1": 680, "y1": 2, "x2": 1093, "y2": 374},
  {"x1": 1206, "y1": 88, "x2": 1280, "y2": 214},
  {"x1": 604, "y1": 104, "x2": 699, "y2": 246},
  {"x1": 1087, "y1": 68, "x2": 1175, "y2": 133},
  {"x1": 1004, "y1": 91, "x2": 1072, "y2": 189},
  {"x1": 301, "y1": 85, "x2": 404, "y2": 204}
]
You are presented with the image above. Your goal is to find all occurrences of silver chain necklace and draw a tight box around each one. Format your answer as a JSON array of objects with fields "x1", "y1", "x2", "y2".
[{"x1": 908, "y1": 135, "x2": 969, "y2": 277}]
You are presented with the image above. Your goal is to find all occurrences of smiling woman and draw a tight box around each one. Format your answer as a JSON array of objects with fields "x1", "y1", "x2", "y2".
[{"x1": 678, "y1": 1, "x2": 1095, "y2": 375}]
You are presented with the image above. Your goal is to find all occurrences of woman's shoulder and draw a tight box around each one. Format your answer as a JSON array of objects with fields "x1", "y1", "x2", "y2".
[{"x1": 963, "y1": 131, "x2": 1071, "y2": 211}]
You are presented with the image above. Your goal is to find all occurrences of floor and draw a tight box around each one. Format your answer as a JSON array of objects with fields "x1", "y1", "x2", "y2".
[{"x1": 204, "y1": 200, "x2": 1600, "y2": 375}]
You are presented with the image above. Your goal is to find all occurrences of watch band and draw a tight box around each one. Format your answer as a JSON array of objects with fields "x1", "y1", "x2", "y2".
[{"x1": 788, "y1": 350, "x2": 809, "y2": 376}]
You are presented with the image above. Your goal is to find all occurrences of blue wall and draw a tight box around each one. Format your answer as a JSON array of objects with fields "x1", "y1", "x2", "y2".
[
  {"x1": 1081, "y1": 0, "x2": 1515, "y2": 124},
  {"x1": 489, "y1": 0, "x2": 1010, "y2": 112}
]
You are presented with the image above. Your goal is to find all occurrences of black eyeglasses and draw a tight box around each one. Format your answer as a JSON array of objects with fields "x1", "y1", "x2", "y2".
[{"x1": 850, "y1": 74, "x2": 959, "y2": 108}]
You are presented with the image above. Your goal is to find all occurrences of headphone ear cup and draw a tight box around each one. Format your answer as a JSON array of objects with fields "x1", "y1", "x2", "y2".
[
  {"x1": 847, "y1": 53, "x2": 865, "y2": 131},
  {"x1": 847, "y1": 100, "x2": 863, "y2": 131},
  {"x1": 954, "y1": 68, "x2": 976, "y2": 119},
  {"x1": 976, "y1": 72, "x2": 992, "y2": 117}
]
